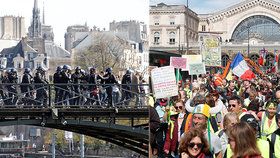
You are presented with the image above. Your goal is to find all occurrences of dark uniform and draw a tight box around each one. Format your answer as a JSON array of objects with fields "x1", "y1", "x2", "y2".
[
  {"x1": 121, "y1": 70, "x2": 132, "y2": 105},
  {"x1": 21, "y1": 68, "x2": 34, "y2": 105},
  {"x1": 34, "y1": 66, "x2": 48, "y2": 107},
  {"x1": 7, "y1": 68, "x2": 18, "y2": 105},
  {"x1": 71, "y1": 66, "x2": 83, "y2": 105},
  {"x1": 61, "y1": 65, "x2": 72, "y2": 106},
  {"x1": 53, "y1": 66, "x2": 63, "y2": 105},
  {"x1": 103, "y1": 68, "x2": 118, "y2": 107}
]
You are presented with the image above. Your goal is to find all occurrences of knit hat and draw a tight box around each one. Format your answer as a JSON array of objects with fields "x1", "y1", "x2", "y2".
[{"x1": 192, "y1": 104, "x2": 211, "y2": 118}]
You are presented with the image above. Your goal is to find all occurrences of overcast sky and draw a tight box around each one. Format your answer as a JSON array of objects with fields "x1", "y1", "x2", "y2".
[{"x1": 0, "y1": 0, "x2": 149, "y2": 47}]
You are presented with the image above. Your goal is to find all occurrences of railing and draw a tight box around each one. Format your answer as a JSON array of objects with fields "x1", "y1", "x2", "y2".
[{"x1": 0, "y1": 83, "x2": 150, "y2": 109}]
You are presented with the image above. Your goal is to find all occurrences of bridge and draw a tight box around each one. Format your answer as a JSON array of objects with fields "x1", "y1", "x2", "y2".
[{"x1": 0, "y1": 83, "x2": 149, "y2": 156}]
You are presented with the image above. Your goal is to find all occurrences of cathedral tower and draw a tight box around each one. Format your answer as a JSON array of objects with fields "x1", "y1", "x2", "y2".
[{"x1": 28, "y1": 0, "x2": 42, "y2": 38}]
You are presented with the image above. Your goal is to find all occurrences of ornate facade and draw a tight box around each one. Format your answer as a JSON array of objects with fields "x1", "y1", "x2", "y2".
[{"x1": 149, "y1": 0, "x2": 280, "y2": 70}]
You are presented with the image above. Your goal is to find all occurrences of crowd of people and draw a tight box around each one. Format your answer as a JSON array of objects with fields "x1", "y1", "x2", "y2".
[
  {"x1": 149, "y1": 72, "x2": 280, "y2": 158},
  {"x1": 0, "y1": 65, "x2": 148, "y2": 108}
]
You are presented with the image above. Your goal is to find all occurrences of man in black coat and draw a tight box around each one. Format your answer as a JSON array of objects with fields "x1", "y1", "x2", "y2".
[{"x1": 21, "y1": 68, "x2": 34, "y2": 105}]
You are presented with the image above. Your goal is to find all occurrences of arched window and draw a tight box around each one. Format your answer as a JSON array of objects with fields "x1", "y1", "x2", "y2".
[
  {"x1": 264, "y1": 54, "x2": 275, "y2": 70},
  {"x1": 221, "y1": 55, "x2": 229, "y2": 67},
  {"x1": 231, "y1": 15, "x2": 280, "y2": 42},
  {"x1": 250, "y1": 54, "x2": 259, "y2": 65},
  {"x1": 169, "y1": 32, "x2": 176, "y2": 45},
  {"x1": 154, "y1": 32, "x2": 160, "y2": 45}
]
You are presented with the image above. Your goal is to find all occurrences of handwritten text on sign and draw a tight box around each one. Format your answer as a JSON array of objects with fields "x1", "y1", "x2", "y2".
[
  {"x1": 151, "y1": 66, "x2": 178, "y2": 99},
  {"x1": 189, "y1": 63, "x2": 206, "y2": 75},
  {"x1": 170, "y1": 57, "x2": 187, "y2": 69}
]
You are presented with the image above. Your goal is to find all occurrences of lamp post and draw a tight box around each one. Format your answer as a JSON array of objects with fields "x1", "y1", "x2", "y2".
[
  {"x1": 247, "y1": 26, "x2": 250, "y2": 58},
  {"x1": 177, "y1": 25, "x2": 182, "y2": 54},
  {"x1": 186, "y1": 0, "x2": 189, "y2": 55}
]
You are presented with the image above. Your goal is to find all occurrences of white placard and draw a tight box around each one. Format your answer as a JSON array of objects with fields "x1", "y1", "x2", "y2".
[
  {"x1": 151, "y1": 66, "x2": 178, "y2": 99},
  {"x1": 182, "y1": 55, "x2": 202, "y2": 71},
  {"x1": 189, "y1": 63, "x2": 206, "y2": 75}
]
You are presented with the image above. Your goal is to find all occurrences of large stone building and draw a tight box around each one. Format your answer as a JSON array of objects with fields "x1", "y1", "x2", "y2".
[
  {"x1": 0, "y1": 0, "x2": 71, "y2": 78},
  {"x1": 149, "y1": 3, "x2": 199, "y2": 66},
  {"x1": 150, "y1": 0, "x2": 280, "y2": 70},
  {"x1": 0, "y1": 16, "x2": 26, "y2": 52},
  {"x1": 0, "y1": 16, "x2": 25, "y2": 40},
  {"x1": 66, "y1": 22, "x2": 149, "y2": 76},
  {"x1": 109, "y1": 20, "x2": 147, "y2": 43}
]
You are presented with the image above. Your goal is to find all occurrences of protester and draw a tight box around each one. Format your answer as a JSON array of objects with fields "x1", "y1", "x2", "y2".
[
  {"x1": 179, "y1": 128, "x2": 213, "y2": 158},
  {"x1": 227, "y1": 122, "x2": 262, "y2": 158}
]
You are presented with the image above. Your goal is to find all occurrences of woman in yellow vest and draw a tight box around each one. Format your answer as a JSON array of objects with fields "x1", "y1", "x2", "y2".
[
  {"x1": 227, "y1": 122, "x2": 263, "y2": 158},
  {"x1": 258, "y1": 101, "x2": 277, "y2": 140},
  {"x1": 267, "y1": 111, "x2": 280, "y2": 158}
]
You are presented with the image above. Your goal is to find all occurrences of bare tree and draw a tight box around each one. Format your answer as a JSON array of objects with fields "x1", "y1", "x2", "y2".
[{"x1": 74, "y1": 32, "x2": 133, "y2": 72}]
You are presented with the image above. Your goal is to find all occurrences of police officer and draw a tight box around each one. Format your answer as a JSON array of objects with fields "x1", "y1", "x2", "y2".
[
  {"x1": 103, "y1": 67, "x2": 118, "y2": 107},
  {"x1": 53, "y1": 66, "x2": 63, "y2": 105},
  {"x1": 61, "y1": 65, "x2": 73, "y2": 106},
  {"x1": 71, "y1": 66, "x2": 83, "y2": 106},
  {"x1": 0, "y1": 70, "x2": 8, "y2": 105},
  {"x1": 21, "y1": 68, "x2": 34, "y2": 105},
  {"x1": 34, "y1": 66, "x2": 48, "y2": 107},
  {"x1": 7, "y1": 68, "x2": 18, "y2": 105},
  {"x1": 85, "y1": 67, "x2": 102, "y2": 106},
  {"x1": 121, "y1": 69, "x2": 132, "y2": 105}
]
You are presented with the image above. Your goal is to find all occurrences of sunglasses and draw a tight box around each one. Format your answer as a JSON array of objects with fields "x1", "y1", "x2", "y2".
[
  {"x1": 188, "y1": 143, "x2": 204, "y2": 149},
  {"x1": 228, "y1": 104, "x2": 236, "y2": 108},
  {"x1": 175, "y1": 106, "x2": 183, "y2": 110}
]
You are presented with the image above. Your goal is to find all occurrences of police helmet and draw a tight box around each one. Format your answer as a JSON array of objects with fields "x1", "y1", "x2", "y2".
[
  {"x1": 126, "y1": 69, "x2": 131, "y2": 74},
  {"x1": 56, "y1": 66, "x2": 62, "y2": 72},
  {"x1": 75, "y1": 66, "x2": 81, "y2": 71},
  {"x1": 63, "y1": 65, "x2": 71, "y2": 70},
  {"x1": 36, "y1": 66, "x2": 46, "y2": 72},
  {"x1": 90, "y1": 67, "x2": 96, "y2": 72},
  {"x1": 10, "y1": 68, "x2": 17, "y2": 74},
  {"x1": 24, "y1": 68, "x2": 31, "y2": 74},
  {"x1": 106, "y1": 67, "x2": 112, "y2": 73},
  {"x1": 81, "y1": 69, "x2": 86, "y2": 75}
]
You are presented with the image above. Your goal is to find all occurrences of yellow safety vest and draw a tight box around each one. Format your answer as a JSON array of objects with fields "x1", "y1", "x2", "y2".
[
  {"x1": 226, "y1": 138, "x2": 270, "y2": 158},
  {"x1": 261, "y1": 112, "x2": 277, "y2": 140},
  {"x1": 268, "y1": 133, "x2": 280, "y2": 158}
]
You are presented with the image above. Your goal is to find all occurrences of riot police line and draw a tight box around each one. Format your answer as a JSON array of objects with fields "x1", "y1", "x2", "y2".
[{"x1": 0, "y1": 65, "x2": 149, "y2": 108}]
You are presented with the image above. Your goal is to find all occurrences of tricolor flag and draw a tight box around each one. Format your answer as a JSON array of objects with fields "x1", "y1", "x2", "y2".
[
  {"x1": 230, "y1": 53, "x2": 255, "y2": 80},
  {"x1": 274, "y1": 49, "x2": 278, "y2": 66}
]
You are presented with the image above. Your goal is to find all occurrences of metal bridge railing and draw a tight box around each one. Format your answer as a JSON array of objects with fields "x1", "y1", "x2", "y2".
[{"x1": 0, "y1": 83, "x2": 150, "y2": 109}]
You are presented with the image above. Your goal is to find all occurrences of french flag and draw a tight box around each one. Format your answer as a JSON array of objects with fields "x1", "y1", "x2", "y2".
[{"x1": 230, "y1": 53, "x2": 255, "y2": 80}]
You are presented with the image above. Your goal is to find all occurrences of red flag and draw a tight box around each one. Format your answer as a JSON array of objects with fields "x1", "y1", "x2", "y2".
[{"x1": 258, "y1": 56, "x2": 264, "y2": 66}]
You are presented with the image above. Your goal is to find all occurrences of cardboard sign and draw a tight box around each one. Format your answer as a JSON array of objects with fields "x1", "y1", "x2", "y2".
[
  {"x1": 189, "y1": 63, "x2": 206, "y2": 75},
  {"x1": 151, "y1": 66, "x2": 178, "y2": 99},
  {"x1": 170, "y1": 57, "x2": 187, "y2": 69},
  {"x1": 181, "y1": 55, "x2": 202, "y2": 71}
]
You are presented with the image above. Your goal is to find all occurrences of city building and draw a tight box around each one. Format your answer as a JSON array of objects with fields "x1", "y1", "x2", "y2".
[
  {"x1": 0, "y1": 16, "x2": 26, "y2": 52},
  {"x1": 67, "y1": 21, "x2": 149, "y2": 75},
  {"x1": 149, "y1": 2, "x2": 199, "y2": 66},
  {"x1": 0, "y1": 0, "x2": 71, "y2": 78},
  {"x1": 109, "y1": 20, "x2": 147, "y2": 43},
  {"x1": 149, "y1": 0, "x2": 280, "y2": 70}
]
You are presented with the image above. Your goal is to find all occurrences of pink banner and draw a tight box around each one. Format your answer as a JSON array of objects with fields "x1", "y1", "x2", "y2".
[{"x1": 170, "y1": 57, "x2": 187, "y2": 69}]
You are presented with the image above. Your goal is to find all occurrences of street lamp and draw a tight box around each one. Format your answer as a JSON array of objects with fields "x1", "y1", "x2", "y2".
[
  {"x1": 177, "y1": 25, "x2": 182, "y2": 54},
  {"x1": 186, "y1": 0, "x2": 189, "y2": 55},
  {"x1": 247, "y1": 26, "x2": 250, "y2": 58}
]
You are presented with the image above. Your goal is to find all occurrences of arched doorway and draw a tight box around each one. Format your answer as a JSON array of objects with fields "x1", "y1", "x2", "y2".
[
  {"x1": 264, "y1": 54, "x2": 275, "y2": 71},
  {"x1": 250, "y1": 54, "x2": 259, "y2": 65},
  {"x1": 221, "y1": 54, "x2": 229, "y2": 67}
]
